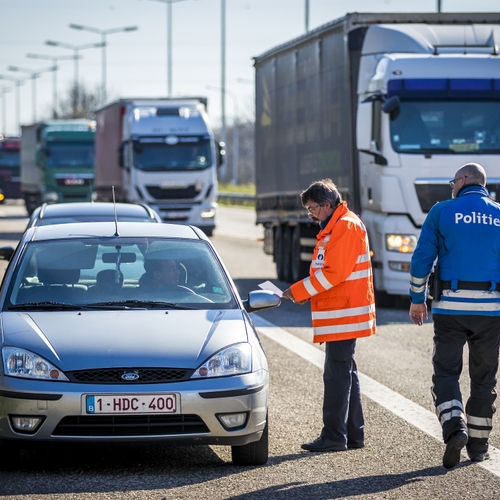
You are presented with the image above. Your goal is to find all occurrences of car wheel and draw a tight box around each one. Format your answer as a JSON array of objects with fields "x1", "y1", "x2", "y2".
[{"x1": 231, "y1": 416, "x2": 268, "y2": 466}]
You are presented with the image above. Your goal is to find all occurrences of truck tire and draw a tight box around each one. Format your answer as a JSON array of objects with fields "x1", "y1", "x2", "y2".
[
  {"x1": 291, "y1": 225, "x2": 310, "y2": 282},
  {"x1": 231, "y1": 417, "x2": 269, "y2": 466},
  {"x1": 282, "y1": 226, "x2": 293, "y2": 282}
]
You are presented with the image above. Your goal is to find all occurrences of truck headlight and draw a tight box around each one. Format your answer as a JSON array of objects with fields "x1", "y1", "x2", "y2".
[
  {"x1": 386, "y1": 234, "x2": 418, "y2": 253},
  {"x1": 44, "y1": 191, "x2": 58, "y2": 202}
]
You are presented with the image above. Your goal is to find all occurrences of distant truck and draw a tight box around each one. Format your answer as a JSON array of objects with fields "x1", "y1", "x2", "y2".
[
  {"x1": 254, "y1": 12, "x2": 500, "y2": 299},
  {"x1": 94, "y1": 97, "x2": 222, "y2": 236},
  {"x1": 21, "y1": 120, "x2": 96, "y2": 214},
  {"x1": 0, "y1": 136, "x2": 21, "y2": 201}
]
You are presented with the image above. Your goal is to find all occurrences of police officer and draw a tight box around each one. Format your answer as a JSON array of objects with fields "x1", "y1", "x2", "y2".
[
  {"x1": 409, "y1": 163, "x2": 500, "y2": 469},
  {"x1": 283, "y1": 179, "x2": 376, "y2": 452}
]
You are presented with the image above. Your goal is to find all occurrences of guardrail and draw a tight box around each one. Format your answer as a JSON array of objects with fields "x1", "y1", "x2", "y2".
[{"x1": 218, "y1": 192, "x2": 255, "y2": 206}]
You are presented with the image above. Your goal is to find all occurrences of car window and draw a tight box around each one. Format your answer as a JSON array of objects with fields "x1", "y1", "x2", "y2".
[
  {"x1": 5, "y1": 237, "x2": 236, "y2": 310},
  {"x1": 34, "y1": 215, "x2": 156, "y2": 226}
]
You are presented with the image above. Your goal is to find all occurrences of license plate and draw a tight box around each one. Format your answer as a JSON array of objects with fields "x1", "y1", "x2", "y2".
[{"x1": 85, "y1": 394, "x2": 179, "y2": 414}]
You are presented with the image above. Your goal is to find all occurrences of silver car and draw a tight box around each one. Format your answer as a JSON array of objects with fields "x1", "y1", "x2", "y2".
[{"x1": 0, "y1": 222, "x2": 279, "y2": 465}]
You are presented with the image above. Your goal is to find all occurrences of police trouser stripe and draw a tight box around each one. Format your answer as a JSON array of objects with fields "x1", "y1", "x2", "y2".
[{"x1": 468, "y1": 428, "x2": 491, "y2": 439}]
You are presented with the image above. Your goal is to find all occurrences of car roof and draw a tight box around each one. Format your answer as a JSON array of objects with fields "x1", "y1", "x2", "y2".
[
  {"x1": 36, "y1": 202, "x2": 159, "y2": 219},
  {"x1": 25, "y1": 221, "x2": 207, "y2": 242}
]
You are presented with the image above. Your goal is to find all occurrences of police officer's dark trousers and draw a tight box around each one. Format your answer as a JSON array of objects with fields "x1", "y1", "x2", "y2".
[
  {"x1": 432, "y1": 314, "x2": 500, "y2": 455},
  {"x1": 321, "y1": 339, "x2": 364, "y2": 447}
]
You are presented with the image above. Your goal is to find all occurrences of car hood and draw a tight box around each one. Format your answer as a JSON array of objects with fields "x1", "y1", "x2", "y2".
[{"x1": 1, "y1": 310, "x2": 249, "y2": 370}]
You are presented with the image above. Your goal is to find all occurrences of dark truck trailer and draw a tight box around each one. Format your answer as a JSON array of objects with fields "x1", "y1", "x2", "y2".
[{"x1": 254, "y1": 12, "x2": 500, "y2": 295}]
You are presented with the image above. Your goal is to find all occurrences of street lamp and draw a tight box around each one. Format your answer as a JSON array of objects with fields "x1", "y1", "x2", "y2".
[
  {"x1": 69, "y1": 23, "x2": 138, "y2": 103},
  {"x1": 8, "y1": 65, "x2": 57, "y2": 122},
  {"x1": 27, "y1": 53, "x2": 80, "y2": 118},
  {"x1": 45, "y1": 40, "x2": 104, "y2": 111},
  {"x1": 150, "y1": 0, "x2": 188, "y2": 96},
  {"x1": 206, "y1": 85, "x2": 239, "y2": 184},
  {"x1": 0, "y1": 75, "x2": 27, "y2": 134},
  {"x1": 0, "y1": 87, "x2": 12, "y2": 136},
  {"x1": 219, "y1": 0, "x2": 227, "y2": 179}
]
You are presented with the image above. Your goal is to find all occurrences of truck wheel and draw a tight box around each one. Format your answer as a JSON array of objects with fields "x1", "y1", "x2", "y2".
[
  {"x1": 231, "y1": 417, "x2": 268, "y2": 466},
  {"x1": 282, "y1": 226, "x2": 292, "y2": 282},
  {"x1": 291, "y1": 226, "x2": 309, "y2": 282},
  {"x1": 274, "y1": 226, "x2": 285, "y2": 281}
]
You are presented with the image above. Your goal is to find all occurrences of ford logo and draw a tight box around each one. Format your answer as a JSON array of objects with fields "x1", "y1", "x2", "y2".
[{"x1": 121, "y1": 372, "x2": 140, "y2": 381}]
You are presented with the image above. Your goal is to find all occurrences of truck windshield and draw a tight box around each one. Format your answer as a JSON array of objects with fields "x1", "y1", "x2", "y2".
[
  {"x1": 134, "y1": 138, "x2": 212, "y2": 172},
  {"x1": 0, "y1": 149, "x2": 20, "y2": 168},
  {"x1": 46, "y1": 142, "x2": 95, "y2": 167},
  {"x1": 389, "y1": 100, "x2": 500, "y2": 154}
]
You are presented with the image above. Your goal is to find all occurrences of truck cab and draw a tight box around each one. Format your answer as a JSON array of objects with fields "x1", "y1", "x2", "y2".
[{"x1": 356, "y1": 24, "x2": 500, "y2": 295}]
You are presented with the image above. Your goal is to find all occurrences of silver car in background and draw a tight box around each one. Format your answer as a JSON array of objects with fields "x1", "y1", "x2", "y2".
[{"x1": 0, "y1": 222, "x2": 279, "y2": 466}]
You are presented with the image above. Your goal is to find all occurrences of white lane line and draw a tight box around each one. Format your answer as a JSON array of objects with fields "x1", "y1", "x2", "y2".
[{"x1": 253, "y1": 314, "x2": 500, "y2": 476}]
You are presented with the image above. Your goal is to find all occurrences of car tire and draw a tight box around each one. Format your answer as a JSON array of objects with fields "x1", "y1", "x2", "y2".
[{"x1": 231, "y1": 416, "x2": 268, "y2": 466}]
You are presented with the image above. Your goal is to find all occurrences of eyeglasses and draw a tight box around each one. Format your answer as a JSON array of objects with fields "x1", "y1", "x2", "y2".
[
  {"x1": 449, "y1": 175, "x2": 467, "y2": 188},
  {"x1": 305, "y1": 203, "x2": 323, "y2": 214}
]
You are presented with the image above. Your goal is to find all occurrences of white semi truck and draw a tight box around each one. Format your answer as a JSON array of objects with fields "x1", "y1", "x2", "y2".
[
  {"x1": 254, "y1": 12, "x2": 500, "y2": 301},
  {"x1": 94, "y1": 98, "x2": 223, "y2": 235}
]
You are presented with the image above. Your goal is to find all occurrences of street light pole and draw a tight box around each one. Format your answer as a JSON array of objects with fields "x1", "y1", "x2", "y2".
[
  {"x1": 305, "y1": 0, "x2": 310, "y2": 32},
  {"x1": 437, "y1": 0, "x2": 442, "y2": 12},
  {"x1": 220, "y1": 0, "x2": 227, "y2": 180},
  {"x1": 45, "y1": 40, "x2": 104, "y2": 114},
  {"x1": 206, "y1": 85, "x2": 239, "y2": 184},
  {"x1": 69, "y1": 24, "x2": 138, "y2": 103},
  {"x1": 27, "y1": 53, "x2": 80, "y2": 118},
  {"x1": 150, "y1": 0, "x2": 187, "y2": 96},
  {"x1": 8, "y1": 65, "x2": 57, "y2": 122},
  {"x1": 0, "y1": 76, "x2": 27, "y2": 134},
  {"x1": 0, "y1": 87, "x2": 12, "y2": 136}
]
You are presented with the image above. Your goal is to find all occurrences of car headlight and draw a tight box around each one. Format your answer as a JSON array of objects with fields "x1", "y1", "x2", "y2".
[
  {"x1": 192, "y1": 343, "x2": 252, "y2": 378},
  {"x1": 2, "y1": 347, "x2": 68, "y2": 381},
  {"x1": 386, "y1": 234, "x2": 418, "y2": 253}
]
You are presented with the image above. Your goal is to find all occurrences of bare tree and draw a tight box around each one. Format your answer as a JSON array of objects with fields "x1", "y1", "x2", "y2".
[{"x1": 57, "y1": 82, "x2": 104, "y2": 119}]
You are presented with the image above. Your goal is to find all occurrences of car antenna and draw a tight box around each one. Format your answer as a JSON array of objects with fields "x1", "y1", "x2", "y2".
[{"x1": 112, "y1": 186, "x2": 119, "y2": 236}]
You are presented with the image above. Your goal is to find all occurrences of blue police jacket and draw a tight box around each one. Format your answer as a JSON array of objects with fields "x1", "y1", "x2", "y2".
[{"x1": 409, "y1": 184, "x2": 500, "y2": 315}]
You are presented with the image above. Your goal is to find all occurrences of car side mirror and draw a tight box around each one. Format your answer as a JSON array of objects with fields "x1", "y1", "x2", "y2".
[
  {"x1": 243, "y1": 290, "x2": 281, "y2": 313},
  {"x1": 0, "y1": 246, "x2": 15, "y2": 261}
]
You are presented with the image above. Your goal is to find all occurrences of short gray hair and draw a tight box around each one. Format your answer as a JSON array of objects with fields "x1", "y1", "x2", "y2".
[{"x1": 300, "y1": 178, "x2": 342, "y2": 208}]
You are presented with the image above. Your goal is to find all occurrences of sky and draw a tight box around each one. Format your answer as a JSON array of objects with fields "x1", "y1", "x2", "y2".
[{"x1": 0, "y1": 0, "x2": 499, "y2": 136}]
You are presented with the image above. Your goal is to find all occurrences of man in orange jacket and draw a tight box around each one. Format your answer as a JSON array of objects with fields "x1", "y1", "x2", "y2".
[{"x1": 283, "y1": 178, "x2": 376, "y2": 452}]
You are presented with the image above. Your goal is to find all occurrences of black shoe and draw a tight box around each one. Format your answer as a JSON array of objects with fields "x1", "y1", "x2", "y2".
[
  {"x1": 347, "y1": 441, "x2": 364, "y2": 449},
  {"x1": 468, "y1": 451, "x2": 490, "y2": 463},
  {"x1": 301, "y1": 437, "x2": 347, "y2": 452},
  {"x1": 443, "y1": 430, "x2": 468, "y2": 469}
]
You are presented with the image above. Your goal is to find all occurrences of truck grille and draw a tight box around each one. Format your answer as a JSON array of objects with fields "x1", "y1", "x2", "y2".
[
  {"x1": 146, "y1": 185, "x2": 200, "y2": 200},
  {"x1": 52, "y1": 414, "x2": 209, "y2": 436},
  {"x1": 66, "y1": 368, "x2": 194, "y2": 384}
]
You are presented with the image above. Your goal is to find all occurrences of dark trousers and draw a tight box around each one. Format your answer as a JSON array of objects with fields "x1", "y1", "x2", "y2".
[
  {"x1": 432, "y1": 314, "x2": 500, "y2": 454},
  {"x1": 321, "y1": 339, "x2": 364, "y2": 445}
]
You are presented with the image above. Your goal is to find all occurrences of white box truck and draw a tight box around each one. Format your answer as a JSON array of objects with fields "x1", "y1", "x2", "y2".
[
  {"x1": 94, "y1": 98, "x2": 223, "y2": 235},
  {"x1": 254, "y1": 12, "x2": 500, "y2": 302}
]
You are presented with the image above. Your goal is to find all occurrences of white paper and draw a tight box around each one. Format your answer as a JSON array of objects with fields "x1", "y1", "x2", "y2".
[{"x1": 258, "y1": 280, "x2": 283, "y2": 297}]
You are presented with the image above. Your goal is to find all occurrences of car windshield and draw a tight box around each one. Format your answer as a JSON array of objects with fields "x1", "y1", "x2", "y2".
[
  {"x1": 45, "y1": 142, "x2": 95, "y2": 167},
  {"x1": 133, "y1": 138, "x2": 212, "y2": 171},
  {"x1": 4, "y1": 237, "x2": 236, "y2": 310},
  {"x1": 389, "y1": 100, "x2": 500, "y2": 154}
]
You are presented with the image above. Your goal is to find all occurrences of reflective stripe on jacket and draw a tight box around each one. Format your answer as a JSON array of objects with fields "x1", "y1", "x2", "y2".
[{"x1": 290, "y1": 202, "x2": 376, "y2": 343}]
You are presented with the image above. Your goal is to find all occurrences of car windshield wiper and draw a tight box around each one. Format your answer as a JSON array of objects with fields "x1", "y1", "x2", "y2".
[
  {"x1": 8, "y1": 302, "x2": 86, "y2": 310},
  {"x1": 85, "y1": 300, "x2": 197, "y2": 310}
]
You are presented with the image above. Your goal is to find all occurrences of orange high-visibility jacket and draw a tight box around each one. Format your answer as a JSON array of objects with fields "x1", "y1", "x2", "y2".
[{"x1": 290, "y1": 202, "x2": 376, "y2": 343}]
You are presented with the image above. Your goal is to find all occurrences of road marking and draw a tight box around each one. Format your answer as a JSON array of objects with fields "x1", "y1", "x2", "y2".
[{"x1": 253, "y1": 314, "x2": 500, "y2": 476}]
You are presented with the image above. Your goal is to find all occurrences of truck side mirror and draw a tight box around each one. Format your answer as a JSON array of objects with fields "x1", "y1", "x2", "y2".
[
  {"x1": 356, "y1": 101, "x2": 373, "y2": 152},
  {"x1": 382, "y1": 95, "x2": 400, "y2": 120},
  {"x1": 118, "y1": 143, "x2": 125, "y2": 168},
  {"x1": 217, "y1": 142, "x2": 226, "y2": 168}
]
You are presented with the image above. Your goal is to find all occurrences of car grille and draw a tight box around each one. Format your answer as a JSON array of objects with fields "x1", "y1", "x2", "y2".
[
  {"x1": 66, "y1": 368, "x2": 194, "y2": 384},
  {"x1": 52, "y1": 414, "x2": 209, "y2": 436}
]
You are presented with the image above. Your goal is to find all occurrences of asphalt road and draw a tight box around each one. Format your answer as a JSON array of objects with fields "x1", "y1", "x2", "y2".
[{"x1": 0, "y1": 203, "x2": 499, "y2": 499}]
